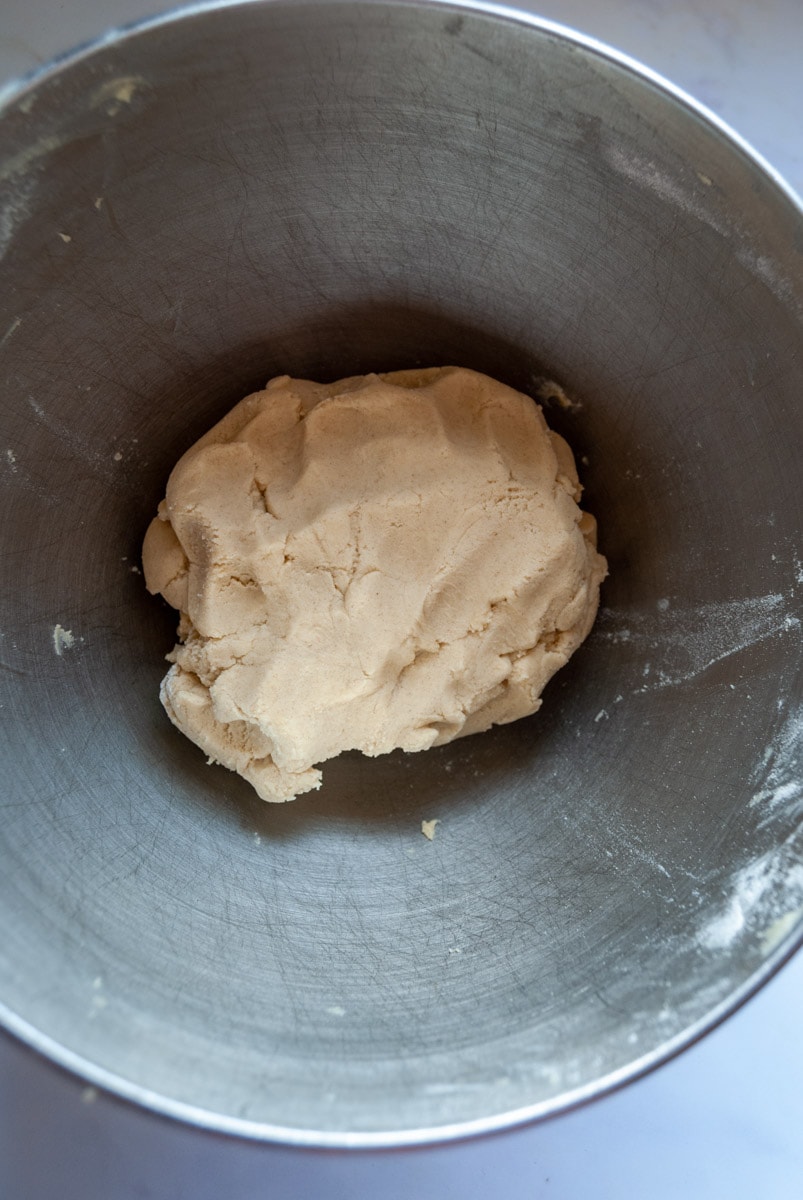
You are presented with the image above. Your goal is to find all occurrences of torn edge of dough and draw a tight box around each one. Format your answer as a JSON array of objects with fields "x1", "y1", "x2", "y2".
[
  {"x1": 421, "y1": 818, "x2": 440, "y2": 841},
  {"x1": 52, "y1": 624, "x2": 78, "y2": 656}
]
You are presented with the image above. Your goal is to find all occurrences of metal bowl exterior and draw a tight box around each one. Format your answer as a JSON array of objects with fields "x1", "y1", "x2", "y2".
[{"x1": 0, "y1": 0, "x2": 801, "y2": 1146}]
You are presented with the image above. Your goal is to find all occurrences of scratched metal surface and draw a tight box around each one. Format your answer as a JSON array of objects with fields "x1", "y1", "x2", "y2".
[{"x1": 0, "y1": 0, "x2": 801, "y2": 1145}]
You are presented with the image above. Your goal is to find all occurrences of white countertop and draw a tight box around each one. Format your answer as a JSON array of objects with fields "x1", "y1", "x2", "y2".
[{"x1": 1, "y1": 2, "x2": 801, "y2": 1197}]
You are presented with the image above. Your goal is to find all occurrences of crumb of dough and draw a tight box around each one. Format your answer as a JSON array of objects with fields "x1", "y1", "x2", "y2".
[
  {"x1": 52, "y1": 624, "x2": 75, "y2": 655},
  {"x1": 421, "y1": 819, "x2": 440, "y2": 841},
  {"x1": 533, "y1": 377, "x2": 581, "y2": 410},
  {"x1": 142, "y1": 367, "x2": 607, "y2": 802}
]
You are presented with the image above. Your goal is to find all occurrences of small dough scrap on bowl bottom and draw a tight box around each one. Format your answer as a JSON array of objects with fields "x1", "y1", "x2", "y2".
[{"x1": 142, "y1": 367, "x2": 607, "y2": 802}]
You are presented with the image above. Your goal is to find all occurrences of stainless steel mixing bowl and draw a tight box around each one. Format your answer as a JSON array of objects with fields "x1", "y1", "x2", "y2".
[{"x1": 1, "y1": 0, "x2": 801, "y2": 1147}]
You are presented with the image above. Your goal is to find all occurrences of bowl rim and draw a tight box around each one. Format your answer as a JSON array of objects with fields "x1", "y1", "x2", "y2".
[
  {"x1": 3, "y1": 935, "x2": 803, "y2": 1148},
  {"x1": 1, "y1": 0, "x2": 801, "y2": 220},
  {"x1": 1, "y1": 0, "x2": 801, "y2": 1149}
]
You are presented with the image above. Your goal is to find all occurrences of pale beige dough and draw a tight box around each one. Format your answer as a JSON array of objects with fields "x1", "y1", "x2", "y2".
[{"x1": 142, "y1": 367, "x2": 607, "y2": 802}]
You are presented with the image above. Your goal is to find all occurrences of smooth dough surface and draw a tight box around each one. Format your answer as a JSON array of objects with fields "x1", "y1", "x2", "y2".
[{"x1": 142, "y1": 367, "x2": 607, "y2": 802}]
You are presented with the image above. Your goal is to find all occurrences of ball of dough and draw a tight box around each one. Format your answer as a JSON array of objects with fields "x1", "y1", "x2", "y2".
[{"x1": 142, "y1": 367, "x2": 606, "y2": 802}]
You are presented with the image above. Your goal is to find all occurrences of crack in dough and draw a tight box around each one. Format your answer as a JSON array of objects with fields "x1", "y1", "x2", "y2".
[{"x1": 142, "y1": 367, "x2": 607, "y2": 802}]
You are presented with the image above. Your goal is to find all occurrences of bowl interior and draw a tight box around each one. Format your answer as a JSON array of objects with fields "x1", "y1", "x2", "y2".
[{"x1": 1, "y1": 0, "x2": 802, "y2": 1143}]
